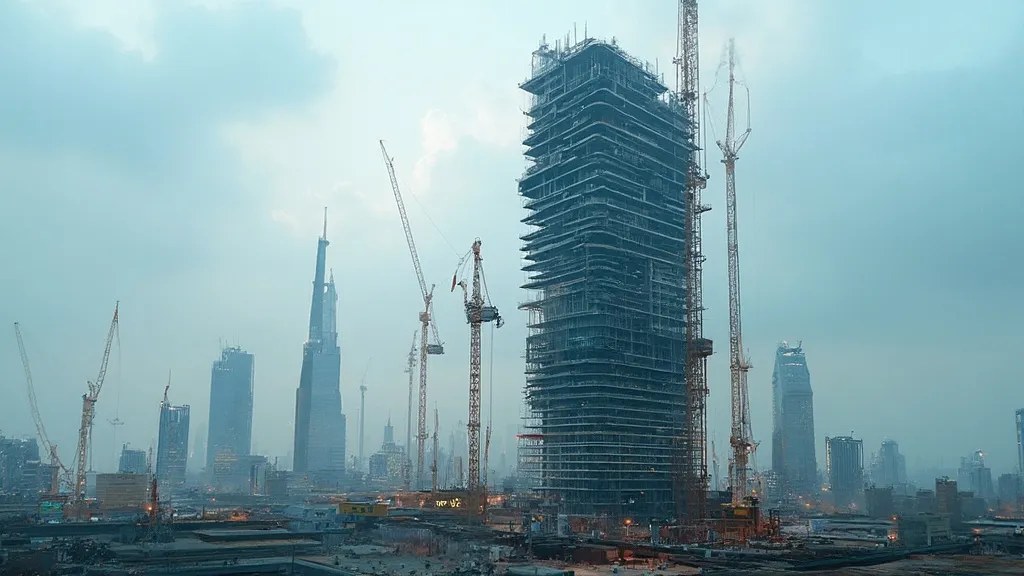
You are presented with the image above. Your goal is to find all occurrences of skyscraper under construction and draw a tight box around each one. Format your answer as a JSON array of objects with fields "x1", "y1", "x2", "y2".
[
  {"x1": 519, "y1": 38, "x2": 691, "y2": 519},
  {"x1": 293, "y1": 213, "x2": 347, "y2": 484}
]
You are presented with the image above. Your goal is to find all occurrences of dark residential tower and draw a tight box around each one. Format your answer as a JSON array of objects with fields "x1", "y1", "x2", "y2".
[
  {"x1": 826, "y1": 435, "x2": 864, "y2": 511},
  {"x1": 156, "y1": 399, "x2": 190, "y2": 491},
  {"x1": 519, "y1": 39, "x2": 691, "y2": 518},
  {"x1": 771, "y1": 342, "x2": 817, "y2": 496},
  {"x1": 206, "y1": 346, "x2": 255, "y2": 482},
  {"x1": 293, "y1": 212, "x2": 346, "y2": 481}
]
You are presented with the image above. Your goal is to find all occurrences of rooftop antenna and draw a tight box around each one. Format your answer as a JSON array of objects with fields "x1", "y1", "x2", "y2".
[{"x1": 322, "y1": 206, "x2": 328, "y2": 239}]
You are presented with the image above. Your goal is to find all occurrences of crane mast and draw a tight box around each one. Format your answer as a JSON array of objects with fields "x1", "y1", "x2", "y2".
[
  {"x1": 714, "y1": 39, "x2": 754, "y2": 506},
  {"x1": 404, "y1": 331, "x2": 417, "y2": 491},
  {"x1": 358, "y1": 359, "x2": 370, "y2": 472},
  {"x1": 674, "y1": 0, "x2": 712, "y2": 528},
  {"x1": 72, "y1": 302, "x2": 120, "y2": 518},
  {"x1": 454, "y1": 239, "x2": 503, "y2": 498},
  {"x1": 431, "y1": 408, "x2": 439, "y2": 493},
  {"x1": 380, "y1": 140, "x2": 445, "y2": 491}
]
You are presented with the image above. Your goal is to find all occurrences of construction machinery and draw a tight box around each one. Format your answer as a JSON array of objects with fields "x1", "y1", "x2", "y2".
[
  {"x1": 431, "y1": 408, "x2": 439, "y2": 493},
  {"x1": 358, "y1": 359, "x2": 371, "y2": 472},
  {"x1": 380, "y1": 140, "x2": 445, "y2": 491},
  {"x1": 69, "y1": 302, "x2": 120, "y2": 518},
  {"x1": 14, "y1": 322, "x2": 72, "y2": 493},
  {"x1": 672, "y1": 0, "x2": 713, "y2": 535},
  {"x1": 403, "y1": 331, "x2": 417, "y2": 490},
  {"x1": 452, "y1": 239, "x2": 503, "y2": 514},
  {"x1": 711, "y1": 39, "x2": 755, "y2": 507}
]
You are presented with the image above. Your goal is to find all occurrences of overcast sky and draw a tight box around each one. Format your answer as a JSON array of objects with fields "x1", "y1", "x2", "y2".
[{"x1": 2, "y1": 0, "x2": 1023, "y2": 479}]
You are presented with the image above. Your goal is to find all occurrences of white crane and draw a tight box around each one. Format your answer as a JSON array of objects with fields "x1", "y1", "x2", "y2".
[
  {"x1": 380, "y1": 140, "x2": 444, "y2": 491},
  {"x1": 711, "y1": 39, "x2": 755, "y2": 506}
]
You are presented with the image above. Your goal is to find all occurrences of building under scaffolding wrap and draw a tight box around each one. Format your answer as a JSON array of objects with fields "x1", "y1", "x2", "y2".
[{"x1": 518, "y1": 38, "x2": 692, "y2": 520}]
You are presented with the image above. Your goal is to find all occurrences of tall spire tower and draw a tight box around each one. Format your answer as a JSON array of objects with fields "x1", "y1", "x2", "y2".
[{"x1": 293, "y1": 209, "x2": 347, "y2": 483}]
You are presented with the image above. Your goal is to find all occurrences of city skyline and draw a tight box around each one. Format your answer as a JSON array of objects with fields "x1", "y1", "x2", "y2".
[{"x1": 2, "y1": 0, "x2": 1024, "y2": 480}]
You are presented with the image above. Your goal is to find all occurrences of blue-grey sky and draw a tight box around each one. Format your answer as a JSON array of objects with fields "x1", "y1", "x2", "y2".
[{"x1": 2, "y1": 0, "x2": 1022, "y2": 478}]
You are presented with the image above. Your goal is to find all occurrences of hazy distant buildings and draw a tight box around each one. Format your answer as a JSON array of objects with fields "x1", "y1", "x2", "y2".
[
  {"x1": 771, "y1": 342, "x2": 818, "y2": 497},
  {"x1": 293, "y1": 215, "x2": 347, "y2": 483},
  {"x1": 518, "y1": 37, "x2": 691, "y2": 519},
  {"x1": 957, "y1": 450, "x2": 993, "y2": 501},
  {"x1": 997, "y1": 473, "x2": 1021, "y2": 512},
  {"x1": 207, "y1": 346, "x2": 255, "y2": 487},
  {"x1": 0, "y1": 436, "x2": 45, "y2": 493},
  {"x1": 156, "y1": 399, "x2": 190, "y2": 491},
  {"x1": 826, "y1": 435, "x2": 864, "y2": 511},
  {"x1": 368, "y1": 418, "x2": 404, "y2": 483},
  {"x1": 118, "y1": 445, "x2": 147, "y2": 475},
  {"x1": 870, "y1": 439, "x2": 908, "y2": 492}
]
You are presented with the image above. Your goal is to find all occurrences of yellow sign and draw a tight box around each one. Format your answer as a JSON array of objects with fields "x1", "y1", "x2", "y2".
[{"x1": 435, "y1": 497, "x2": 463, "y2": 509}]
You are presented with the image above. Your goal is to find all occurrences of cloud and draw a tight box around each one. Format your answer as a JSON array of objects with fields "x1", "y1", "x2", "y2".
[
  {"x1": 0, "y1": 0, "x2": 334, "y2": 469},
  {"x1": 410, "y1": 84, "x2": 523, "y2": 197}
]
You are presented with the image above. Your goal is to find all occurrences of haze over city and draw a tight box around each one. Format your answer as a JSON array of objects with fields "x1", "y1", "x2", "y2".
[{"x1": 3, "y1": 0, "x2": 1024, "y2": 486}]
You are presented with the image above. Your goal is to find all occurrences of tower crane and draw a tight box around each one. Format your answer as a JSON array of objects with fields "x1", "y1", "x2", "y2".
[
  {"x1": 380, "y1": 140, "x2": 445, "y2": 491},
  {"x1": 431, "y1": 408, "x2": 439, "y2": 493},
  {"x1": 70, "y1": 302, "x2": 119, "y2": 518},
  {"x1": 14, "y1": 322, "x2": 72, "y2": 493},
  {"x1": 712, "y1": 39, "x2": 755, "y2": 507},
  {"x1": 452, "y1": 239, "x2": 503, "y2": 501},
  {"x1": 673, "y1": 0, "x2": 712, "y2": 530},
  {"x1": 358, "y1": 359, "x2": 371, "y2": 472},
  {"x1": 403, "y1": 331, "x2": 417, "y2": 490}
]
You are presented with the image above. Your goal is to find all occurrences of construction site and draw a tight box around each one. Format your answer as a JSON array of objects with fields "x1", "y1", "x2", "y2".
[{"x1": 3, "y1": 1, "x2": 1023, "y2": 575}]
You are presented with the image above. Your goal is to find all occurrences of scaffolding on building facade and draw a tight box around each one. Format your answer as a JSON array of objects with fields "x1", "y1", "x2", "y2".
[{"x1": 518, "y1": 38, "x2": 693, "y2": 520}]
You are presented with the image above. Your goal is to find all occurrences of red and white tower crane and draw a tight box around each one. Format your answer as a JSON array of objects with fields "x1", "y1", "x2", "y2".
[
  {"x1": 712, "y1": 39, "x2": 755, "y2": 506},
  {"x1": 380, "y1": 141, "x2": 445, "y2": 491},
  {"x1": 453, "y1": 239, "x2": 503, "y2": 497}
]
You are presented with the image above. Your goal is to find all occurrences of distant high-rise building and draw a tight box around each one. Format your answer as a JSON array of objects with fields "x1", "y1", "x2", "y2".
[
  {"x1": 207, "y1": 346, "x2": 255, "y2": 484},
  {"x1": 293, "y1": 213, "x2": 346, "y2": 483},
  {"x1": 118, "y1": 445, "x2": 147, "y2": 474},
  {"x1": 870, "y1": 439, "x2": 907, "y2": 491},
  {"x1": 518, "y1": 38, "x2": 691, "y2": 520},
  {"x1": 0, "y1": 436, "x2": 43, "y2": 493},
  {"x1": 826, "y1": 435, "x2": 864, "y2": 511},
  {"x1": 935, "y1": 477, "x2": 961, "y2": 526},
  {"x1": 957, "y1": 450, "x2": 993, "y2": 501},
  {"x1": 997, "y1": 473, "x2": 1021, "y2": 512},
  {"x1": 156, "y1": 399, "x2": 190, "y2": 491},
  {"x1": 771, "y1": 342, "x2": 817, "y2": 497},
  {"x1": 367, "y1": 417, "x2": 404, "y2": 483},
  {"x1": 1016, "y1": 409, "x2": 1024, "y2": 476}
]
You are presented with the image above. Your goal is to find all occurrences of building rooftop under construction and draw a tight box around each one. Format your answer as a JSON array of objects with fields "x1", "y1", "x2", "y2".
[{"x1": 518, "y1": 37, "x2": 692, "y2": 520}]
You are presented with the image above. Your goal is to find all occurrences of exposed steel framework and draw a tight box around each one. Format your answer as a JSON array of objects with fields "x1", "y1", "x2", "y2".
[
  {"x1": 404, "y1": 330, "x2": 417, "y2": 490},
  {"x1": 712, "y1": 39, "x2": 755, "y2": 506},
  {"x1": 15, "y1": 322, "x2": 72, "y2": 493},
  {"x1": 381, "y1": 141, "x2": 445, "y2": 491},
  {"x1": 454, "y1": 239, "x2": 503, "y2": 493},
  {"x1": 73, "y1": 303, "x2": 120, "y2": 518},
  {"x1": 674, "y1": 0, "x2": 712, "y2": 529}
]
